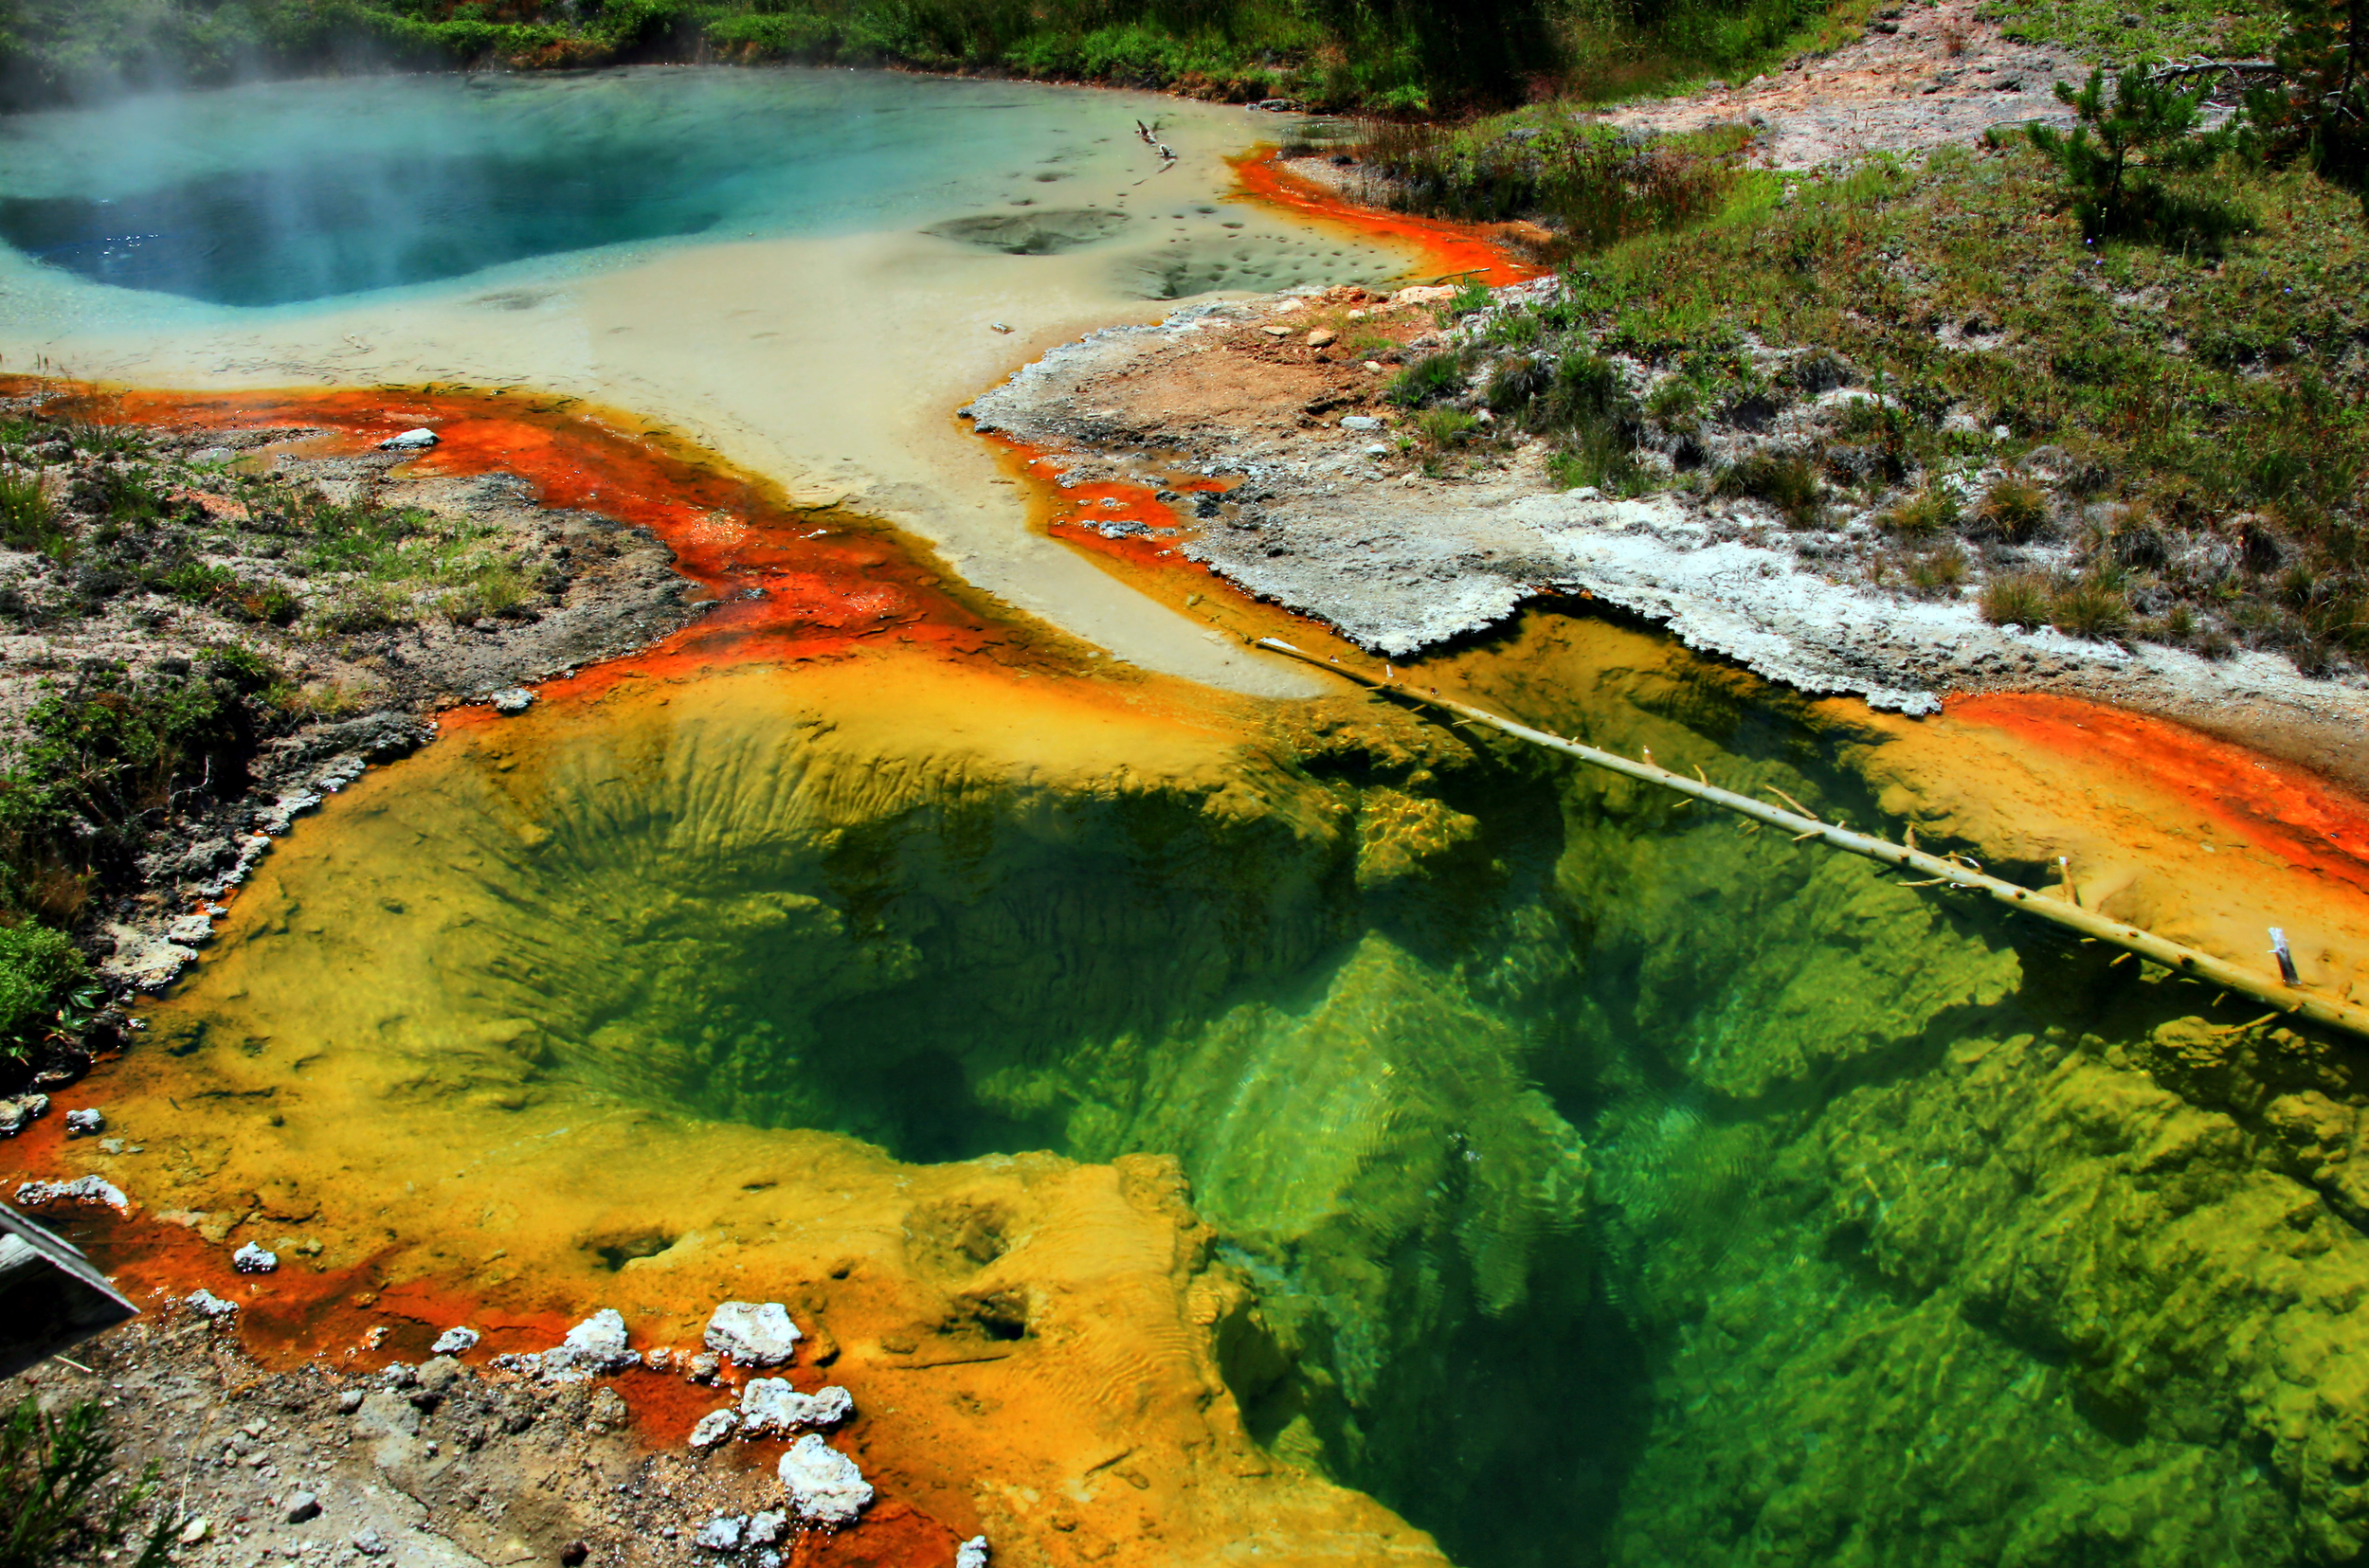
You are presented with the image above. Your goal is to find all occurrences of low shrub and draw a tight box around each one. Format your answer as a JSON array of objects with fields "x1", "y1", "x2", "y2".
[{"x1": 0, "y1": 922, "x2": 89, "y2": 1066}]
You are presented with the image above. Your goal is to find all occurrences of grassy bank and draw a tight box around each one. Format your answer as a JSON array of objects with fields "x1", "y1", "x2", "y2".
[{"x1": 1370, "y1": 123, "x2": 2365, "y2": 668}]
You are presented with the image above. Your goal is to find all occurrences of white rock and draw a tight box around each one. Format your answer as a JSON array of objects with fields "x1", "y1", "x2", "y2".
[
  {"x1": 165, "y1": 913, "x2": 214, "y2": 946},
  {"x1": 63, "y1": 1108, "x2": 103, "y2": 1138},
  {"x1": 378, "y1": 428, "x2": 439, "y2": 451},
  {"x1": 430, "y1": 1326, "x2": 479, "y2": 1356},
  {"x1": 745, "y1": 1511, "x2": 787, "y2": 1546},
  {"x1": 16, "y1": 1175, "x2": 128, "y2": 1212},
  {"x1": 704, "y1": 1301, "x2": 801, "y2": 1367},
  {"x1": 778, "y1": 1434, "x2": 873, "y2": 1525},
  {"x1": 177, "y1": 1516, "x2": 210, "y2": 1546},
  {"x1": 688, "y1": 1410, "x2": 738, "y2": 1451},
  {"x1": 957, "y1": 1536, "x2": 990, "y2": 1568},
  {"x1": 737, "y1": 1379, "x2": 853, "y2": 1438},
  {"x1": 187, "y1": 1289, "x2": 240, "y2": 1320},
  {"x1": 693, "y1": 1516, "x2": 745, "y2": 1551},
  {"x1": 489, "y1": 688, "x2": 534, "y2": 715},
  {"x1": 555, "y1": 1308, "x2": 638, "y2": 1373},
  {"x1": 233, "y1": 1241, "x2": 279, "y2": 1274},
  {"x1": 1339, "y1": 415, "x2": 1383, "y2": 432}
]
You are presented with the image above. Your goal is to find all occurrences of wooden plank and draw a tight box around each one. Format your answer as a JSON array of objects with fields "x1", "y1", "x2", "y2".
[{"x1": 1253, "y1": 637, "x2": 2369, "y2": 1043}]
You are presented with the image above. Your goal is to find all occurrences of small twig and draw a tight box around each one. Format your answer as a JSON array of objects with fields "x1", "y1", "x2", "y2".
[{"x1": 1767, "y1": 785, "x2": 1817, "y2": 819}]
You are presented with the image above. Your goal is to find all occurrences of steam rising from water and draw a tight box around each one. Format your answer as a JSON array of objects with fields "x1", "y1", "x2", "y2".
[{"x1": 0, "y1": 67, "x2": 1387, "y2": 310}]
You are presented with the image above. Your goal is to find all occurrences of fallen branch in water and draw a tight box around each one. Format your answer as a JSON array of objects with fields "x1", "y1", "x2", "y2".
[{"x1": 1252, "y1": 636, "x2": 2369, "y2": 1044}]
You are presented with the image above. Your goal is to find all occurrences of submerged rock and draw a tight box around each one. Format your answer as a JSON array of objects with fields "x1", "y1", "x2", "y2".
[
  {"x1": 737, "y1": 1379, "x2": 852, "y2": 1439},
  {"x1": 553, "y1": 1308, "x2": 638, "y2": 1374},
  {"x1": 489, "y1": 688, "x2": 535, "y2": 715},
  {"x1": 16, "y1": 1175, "x2": 128, "y2": 1212},
  {"x1": 379, "y1": 428, "x2": 439, "y2": 451},
  {"x1": 0, "y1": 1094, "x2": 50, "y2": 1137},
  {"x1": 777, "y1": 1434, "x2": 871, "y2": 1526},
  {"x1": 63, "y1": 1108, "x2": 103, "y2": 1138},
  {"x1": 430, "y1": 1326, "x2": 479, "y2": 1355},
  {"x1": 704, "y1": 1301, "x2": 801, "y2": 1367}
]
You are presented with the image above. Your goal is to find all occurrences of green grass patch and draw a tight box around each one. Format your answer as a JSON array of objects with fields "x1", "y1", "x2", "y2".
[
  {"x1": 1356, "y1": 117, "x2": 1745, "y2": 254},
  {"x1": 1, "y1": 1395, "x2": 173, "y2": 1568},
  {"x1": 1985, "y1": 0, "x2": 2286, "y2": 67}
]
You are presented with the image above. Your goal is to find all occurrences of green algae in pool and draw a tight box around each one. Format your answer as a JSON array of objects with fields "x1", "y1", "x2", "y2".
[
  {"x1": 136, "y1": 630, "x2": 2369, "y2": 1568},
  {"x1": 0, "y1": 68, "x2": 1382, "y2": 308}
]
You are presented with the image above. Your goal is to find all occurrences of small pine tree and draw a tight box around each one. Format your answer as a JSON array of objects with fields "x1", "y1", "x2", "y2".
[
  {"x1": 2030, "y1": 65, "x2": 2250, "y2": 247},
  {"x1": 2242, "y1": 0, "x2": 2368, "y2": 202}
]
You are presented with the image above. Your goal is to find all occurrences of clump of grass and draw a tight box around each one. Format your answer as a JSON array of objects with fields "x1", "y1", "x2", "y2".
[
  {"x1": 1980, "y1": 571, "x2": 2053, "y2": 628},
  {"x1": 1717, "y1": 451, "x2": 1822, "y2": 528},
  {"x1": 1436, "y1": 279, "x2": 1493, "y2": 324},
  {"x1": 1416, "y1": 408, "x2": 1480, "y2": 447},
  {"x1": 1906, "y1": 543, "x2": 1970, "y2": 597},
  {"x1": 1645, "y1": 377, "x2": 1703, "y2": 431},
  {"x1": 1, "y1": 1395, "x2": 174, "y2": 1568},
  {"x1": 0, "y1": 467, "x2": 63, "y2": 558},
  {"x1": 1488, "y1": 354, "x2": 1554, "y2": 413},
  {"x1": 1487, "y1": 310, "x2": 1545, "y2": 350},
  {"x1": 1533, "y1": 352, "x2": 1638, "y2": 437},
  {"x1": 1387, "y1": 351, "x2": 1468, "y2": 408},
  {"x1": 1879, "y1": 485, "x2": 1961, "y2": 541},
  {"x1": 1972, "y1": 476, "x2": 2051, "y2": 543},
  {"x1": 2052, "y1": 574, "x2": 2134, "y2": 640}
]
